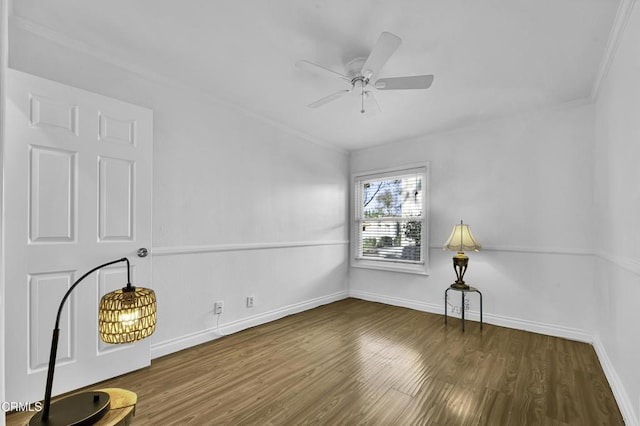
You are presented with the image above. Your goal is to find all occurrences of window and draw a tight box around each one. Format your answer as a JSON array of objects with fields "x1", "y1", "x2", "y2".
[{"x1": 352, "y1": 164, "x2": 429, "y2": 274}]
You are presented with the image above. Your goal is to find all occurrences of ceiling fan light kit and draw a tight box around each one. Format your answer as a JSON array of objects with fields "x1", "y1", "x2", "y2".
[{"x1": 296, "y1": 31, "x2": 434, "y2": 114}]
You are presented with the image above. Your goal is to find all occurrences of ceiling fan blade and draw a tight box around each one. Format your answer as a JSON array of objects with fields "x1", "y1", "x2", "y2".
[
  {"x1": 374, "y1": 74, "x2": 434, "y2": 90},
  {"x1": 296, "y1": 60, "x2": 351, "y2": 84},
  {"x1": 307, "y1": 89, "x2": 351, "y2": 108},
  {"x1": 360, "y1": 32, "x2": 402, "y2": 79}
]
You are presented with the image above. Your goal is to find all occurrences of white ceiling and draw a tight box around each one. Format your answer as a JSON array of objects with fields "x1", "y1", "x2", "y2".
[{"x1": 11, "y1": 0, "x2": 621, "y2": 151}]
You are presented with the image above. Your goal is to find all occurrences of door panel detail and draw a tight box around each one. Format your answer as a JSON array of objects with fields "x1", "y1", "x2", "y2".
[
  {"x1": 29, "y1": 94, "x2": 79, "y2": 135},
  {"x1": 98, "y1": 156, "x2": 134, "y2": 242},
  {"x1": 29, "y1": 146, "x2": 77, "y2": 243},
  {"x1": 28, "y1": 271, "x2": 75, "y2": 371},
  {"x1": 98, "y1": 113, "x2": 136, "y2": 146}
]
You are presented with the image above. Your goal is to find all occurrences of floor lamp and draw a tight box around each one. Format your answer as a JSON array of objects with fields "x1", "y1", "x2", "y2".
[{"x1": 29, "y1": 257, "x2": 156, "y2": 426}]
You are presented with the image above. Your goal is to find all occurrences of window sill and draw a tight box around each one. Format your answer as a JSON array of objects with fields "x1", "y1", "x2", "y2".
[{"x1": 351, "y1": 259, "x2": 430, "y2": 275}]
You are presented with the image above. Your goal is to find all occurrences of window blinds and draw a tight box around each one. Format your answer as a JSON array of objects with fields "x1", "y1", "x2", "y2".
[{"x1": 355, "y1": 170, "x2": 424, "y2": 263}]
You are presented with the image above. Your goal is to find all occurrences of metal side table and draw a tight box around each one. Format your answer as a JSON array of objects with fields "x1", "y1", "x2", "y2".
[{"x1": 444, "y1": 286, "x2": 483, "y2": 332}]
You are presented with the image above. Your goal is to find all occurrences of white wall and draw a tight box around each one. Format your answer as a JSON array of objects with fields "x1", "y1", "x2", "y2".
[
  {"x1": 148, "y1": 88, "x2": 350, "y2": 355},
  {"x1": 350, "y1": 103, "x2": 597, "y2": 340},
  {"x1": 8, "y1": 26, "x2": 350, "y2": 361},
  {"x1": 594, "y1": 2, "x2": 640, "y2": 424}
]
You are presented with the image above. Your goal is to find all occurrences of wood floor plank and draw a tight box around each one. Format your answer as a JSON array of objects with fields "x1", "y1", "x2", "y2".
[
  {"x1": 394, "y1": 377, "x2": 455, "y2": 425},
  {"x1": 7, "y1": 298, "x2": 624, "y2": 425},
  {"x1": 475, "y1": 388, "x2": 513, "y2": 426}
]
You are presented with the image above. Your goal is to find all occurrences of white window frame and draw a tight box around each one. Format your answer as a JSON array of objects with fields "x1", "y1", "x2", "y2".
[{"x1": 351, "y1": 163, "x2": 430, "y2": 275}]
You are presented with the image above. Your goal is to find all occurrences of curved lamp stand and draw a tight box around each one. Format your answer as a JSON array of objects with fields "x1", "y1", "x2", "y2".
[{"x1": 29, "y1": 257, "x2": 156, "y2": 426}]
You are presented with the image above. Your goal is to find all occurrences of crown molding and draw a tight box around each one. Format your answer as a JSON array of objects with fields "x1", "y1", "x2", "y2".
[
  {"x1": 9, "y1": 16, "x2": 347, "y2": 155},
  {"x1": 10, "y1": 16, "x2": 175, "y2": 88},
  {"x1": 590, "y1": 0, "x2": 637, "y2": 100}
]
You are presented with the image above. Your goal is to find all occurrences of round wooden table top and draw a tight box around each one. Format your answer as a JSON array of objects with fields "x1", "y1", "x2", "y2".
[
  {"x1": 95, "y1": 388, "x2": 137, "y2": 425},
  {"x1": 6, "y1": 388, "x2": 137, "y2": 426}
]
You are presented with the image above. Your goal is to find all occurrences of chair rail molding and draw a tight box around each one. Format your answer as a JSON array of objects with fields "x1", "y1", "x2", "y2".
[
  {"x1": 151, "y1": 240, "x2": 350, "y2": 257},
  {"x1": 596, "y1": 251, "x2": 640, "y2": 276},
  {"x1": 428, "y1": 244, "x2": 594, "y2": 257}
]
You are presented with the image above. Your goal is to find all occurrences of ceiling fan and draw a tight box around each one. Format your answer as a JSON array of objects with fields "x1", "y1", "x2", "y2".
[{"x1": 296, "y1": 31, "x2": 434, "y2": 114}]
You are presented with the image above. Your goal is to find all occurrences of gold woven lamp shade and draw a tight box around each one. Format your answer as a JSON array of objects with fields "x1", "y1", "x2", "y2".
[{"x1": 99, "y1": 286, "x2": 157, "y2": 344}]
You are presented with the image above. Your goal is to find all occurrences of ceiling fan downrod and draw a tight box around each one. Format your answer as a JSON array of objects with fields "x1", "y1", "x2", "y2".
[{"x1": 352, "y1": 76, "x2": 367, "y2": 114}]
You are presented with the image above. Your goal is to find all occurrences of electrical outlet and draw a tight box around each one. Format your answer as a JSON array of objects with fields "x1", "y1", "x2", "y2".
[
  {"x1": 214, "y1": 301, "x2": 224, "y2": 315},
  {"x1": 246, "y1": 296, "x2": 254, "y2": 308}
]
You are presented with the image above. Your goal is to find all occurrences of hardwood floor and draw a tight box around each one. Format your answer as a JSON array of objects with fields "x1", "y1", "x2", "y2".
[{"x1": 8, "y1": 298, "x2": 623, "y2": 425}]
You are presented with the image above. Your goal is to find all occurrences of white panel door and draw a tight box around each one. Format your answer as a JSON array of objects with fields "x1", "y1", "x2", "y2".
[{"x1": 4, "y1": 69, "x2": 153, "y2": 403}]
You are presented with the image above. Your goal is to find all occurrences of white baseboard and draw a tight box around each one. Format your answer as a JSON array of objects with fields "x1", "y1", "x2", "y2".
[
  {"x1": 481, "y1": 312, "x2": 593, "y2": 343},
  {"x1": 348, "y1": 289, "x2": 592, "y2": 342},
  {"x1": 593, "y1": 335, "x2": 639, "y2": 426},
  {"x1": 150, "y1": 328, "x2": 219, "y2": 360},
  {"x1": 348, "y1": 289, "x2": 443, "y2": 314},
  {"x1": 150, "y1": 290, "x2": 349, "y2": 359}
]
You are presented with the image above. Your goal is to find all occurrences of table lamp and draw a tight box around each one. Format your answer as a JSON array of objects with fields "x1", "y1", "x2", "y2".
[
  {"x1": 29, "y1": 257, "x2": 156, "y2": 426},
  {"x1": 443, "y1": 220, "x2": 481, "y2": 289}
]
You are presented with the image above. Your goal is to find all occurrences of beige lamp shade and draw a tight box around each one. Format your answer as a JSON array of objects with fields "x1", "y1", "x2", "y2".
[
  {"x1": 443, "y1": 220, "x2": 482, "y2": 252},
  {"x1": 99, "y1": 287, "x2": 157, "y2": 344}
]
